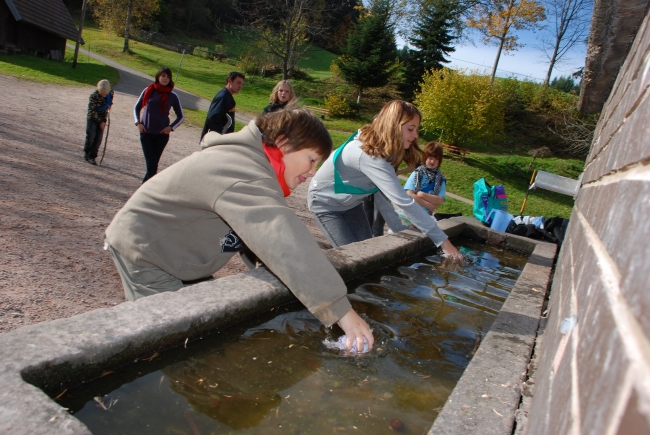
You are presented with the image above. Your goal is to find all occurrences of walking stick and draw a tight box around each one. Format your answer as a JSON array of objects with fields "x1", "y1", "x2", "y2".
[
  {"x1": 519, "y1": 169, "x2": 537, "y2": 216},
  {"x1": 98, "y1": 111, "x2": 111, "y2": 166}
]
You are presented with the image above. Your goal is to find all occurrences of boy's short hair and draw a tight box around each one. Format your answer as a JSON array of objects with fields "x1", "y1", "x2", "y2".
[
  {"x1": 254, "y1": 108, "x2": 332, "y2": 158},
  {"x1": 423, "y1": 141, "x2": 444, "y2": 164},
  {"x1": 97, "y1": 79, "x2": 111, "y2": 93},
  {"x1": 226, "y1": 71, "x2": 245, "y2": 84}
]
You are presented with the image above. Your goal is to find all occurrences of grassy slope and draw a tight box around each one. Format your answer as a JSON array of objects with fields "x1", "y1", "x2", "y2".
[
  {"x1": 0, "y1": 50, "x2": 119, "y2": 87},
  {"x1": 0, "y1": 26, "x2": 583, "y2": 219}
]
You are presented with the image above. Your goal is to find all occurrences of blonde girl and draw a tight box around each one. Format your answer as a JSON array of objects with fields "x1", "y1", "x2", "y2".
[
  {"x1": 308, "y1": 100, "x2": 461, "y2": 259},
  {"x1": 263, "y1": 80, "x2": 296, "y2": 113}
]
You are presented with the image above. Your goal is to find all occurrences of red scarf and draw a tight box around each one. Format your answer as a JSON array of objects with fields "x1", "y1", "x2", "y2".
[
  {"x1": 263, "y1": 142, "x2": 291, "y2": 197},
  {"x1": 142, "y1": 82, "x2": 173, "y2": 114}
]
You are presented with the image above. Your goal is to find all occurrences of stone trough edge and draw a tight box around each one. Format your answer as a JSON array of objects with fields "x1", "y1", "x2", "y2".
[
  {"x1": 428, "y1": 227, "x2": 557, "y2": 435},
  {"x1": 0, "y1": 217, "x2": 552, "y2": 435}
]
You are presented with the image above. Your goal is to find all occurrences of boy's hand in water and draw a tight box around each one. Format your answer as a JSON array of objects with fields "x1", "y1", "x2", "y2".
[
  {"x1": 337, "y1": 309, "x2": 374, "y2": 353},
  {"x1": 440, "y1": 239, "x2": 464, "y2": 261}
]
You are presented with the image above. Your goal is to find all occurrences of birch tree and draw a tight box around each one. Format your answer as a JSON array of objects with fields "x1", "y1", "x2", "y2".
[
  {"x1": 468, "y1": 0, "x2": 545, "y2": 82},
  {"x1": 540, "y1": 0, "x2": 592, "y2": 87}
]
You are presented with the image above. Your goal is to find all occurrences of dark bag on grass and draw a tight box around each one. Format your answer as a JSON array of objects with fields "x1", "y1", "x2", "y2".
[
  {"x1": 506, "y1": 221, "x2": 558, "y2": 244},
  {"x1": 542, "y1": 217, "x2": 570, "y2": 244}
]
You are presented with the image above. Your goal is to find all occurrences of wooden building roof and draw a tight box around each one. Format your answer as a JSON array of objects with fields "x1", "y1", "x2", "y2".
[{"x1": 4, "y1": 0, "x2": 80, "y2": 42}]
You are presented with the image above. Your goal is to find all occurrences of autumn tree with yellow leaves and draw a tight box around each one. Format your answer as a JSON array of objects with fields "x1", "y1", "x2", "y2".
[
  {"x1": 415, "y1": 68, "x2": 508, "y2": 146},
  {"x1": 468, "y1": 0, "x2": 545, "y2": 82}
]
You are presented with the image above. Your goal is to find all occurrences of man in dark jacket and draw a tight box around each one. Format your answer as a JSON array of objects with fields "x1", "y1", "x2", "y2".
[{"x1": 201, "y1": 71, "x2": 245, "y2": 140}]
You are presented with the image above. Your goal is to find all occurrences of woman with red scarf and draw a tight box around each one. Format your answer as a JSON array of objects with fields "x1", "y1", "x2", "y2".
[{"x1": 134, "y1": 66, "x2": 184, "y2": 183}]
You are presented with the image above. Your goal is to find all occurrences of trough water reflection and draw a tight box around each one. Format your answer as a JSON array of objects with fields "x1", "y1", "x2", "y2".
[{"x1": 60, "y1": 239, "x2": 528, "y2": 435}]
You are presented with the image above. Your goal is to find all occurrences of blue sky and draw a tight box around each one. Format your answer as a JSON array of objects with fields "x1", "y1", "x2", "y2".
[
  {"x1": 398, "y1": 27, "x2": 589, "y2": 83},
  {"x1": 446, "y1": 29, "x2": 588, "y2": 82}
]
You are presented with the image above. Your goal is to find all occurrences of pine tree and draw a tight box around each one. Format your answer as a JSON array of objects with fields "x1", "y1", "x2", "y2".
[
  {"x1": 401, "y1": 0, "x2": 457, "y2": 100},
  {"x1": 550, "y1": 75, "x2": 581, "y2": 94},
  {"x1": 334, "y1": 0, "x2": 399, "y2": 104}
]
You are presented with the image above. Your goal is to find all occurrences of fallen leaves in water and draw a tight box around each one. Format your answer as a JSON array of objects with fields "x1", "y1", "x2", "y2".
[
  {"x1": 94, "y1": 396, "x2": 118, "y2": 411},
  {"x1": 53, "y1": 389, "x2": 67, "y2": 401},
  {"x1": 142, "y1": 352, "x2": 159, "y2": 362}
]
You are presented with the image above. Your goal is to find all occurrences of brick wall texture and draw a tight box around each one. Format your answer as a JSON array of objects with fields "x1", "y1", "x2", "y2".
[{"x1": 524, "y1": 9, "x2": 650, "y2": 435}]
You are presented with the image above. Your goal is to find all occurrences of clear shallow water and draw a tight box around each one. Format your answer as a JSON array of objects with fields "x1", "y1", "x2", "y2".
[{"x1": 58, "y1": 239, "x2": 528, "y2": 435}]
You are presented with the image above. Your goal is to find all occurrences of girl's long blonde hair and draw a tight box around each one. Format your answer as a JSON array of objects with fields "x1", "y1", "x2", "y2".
[
  {"x1": 359, "y1": 100, "x2": 422, "y2": 168},
  {"x1": 269, "y1": 80, "x2": 297, "y2": 105}
]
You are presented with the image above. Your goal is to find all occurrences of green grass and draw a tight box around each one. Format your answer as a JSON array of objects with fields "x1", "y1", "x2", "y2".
[
  {"x1": 0, "y1": 51, "x2": 120, "y2": 87},
  {"x1": 218, "y1": 27, "x2": 336, "y2": 78},
  {"x1": 438, "y1": 153, "x2": 580, "y2": 218},
  {"x1": 298, "y1": 46, "x2": 336, "y2": 77},
  {"x1": 80, "y1": 27, "x2": 278, "y2": 114},
  {"x1": 2, "y1": 27, "x2": 582, "y2": 220}
]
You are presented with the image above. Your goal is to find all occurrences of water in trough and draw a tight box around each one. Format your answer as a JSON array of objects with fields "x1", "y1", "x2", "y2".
[{"x1": 58, "y1": 239, "x2": 528, "y2": 434}]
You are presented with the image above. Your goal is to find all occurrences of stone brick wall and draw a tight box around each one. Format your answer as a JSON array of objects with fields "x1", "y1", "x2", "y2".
[{"x1": 525, "y1": 9, "x2": 650, "y2": 435}]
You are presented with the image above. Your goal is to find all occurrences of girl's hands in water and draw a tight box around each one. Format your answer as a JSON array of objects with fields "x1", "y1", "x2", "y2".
[
  {"x1": 337, "y1": 309, "x2": 374, "y2": 353},
  {"x1": 440, "y1": 239, "x2": 464, "y2": 261}
]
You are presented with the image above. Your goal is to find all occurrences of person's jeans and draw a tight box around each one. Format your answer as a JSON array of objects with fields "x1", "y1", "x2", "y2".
[
  {"x1": 84, "y1": 118, "x2": 103, "y2": 159},
  {"x1": 312, "y1": 203, "x2": 372, "y2": 248},
  {"x1": 362, "y1": 194, "x2": 387, "y2": 237},
  {"x1": 140, "y1": 133, "x2": 170, "y2": 183}
]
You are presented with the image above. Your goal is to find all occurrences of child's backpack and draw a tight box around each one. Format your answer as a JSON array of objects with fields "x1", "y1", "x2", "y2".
[{"x1": 473, "y1": 178, "x2": 508, "y2": 224}]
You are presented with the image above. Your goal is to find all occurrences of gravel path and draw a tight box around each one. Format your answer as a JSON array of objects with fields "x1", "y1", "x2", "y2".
[{"x1": 0, "y1": 74, "x2": 327, "y2": 334}]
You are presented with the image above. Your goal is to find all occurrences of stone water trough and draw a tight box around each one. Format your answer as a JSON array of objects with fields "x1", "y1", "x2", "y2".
[{"x1": 0, "y1": 217, "x2": 556, "y2": 435}]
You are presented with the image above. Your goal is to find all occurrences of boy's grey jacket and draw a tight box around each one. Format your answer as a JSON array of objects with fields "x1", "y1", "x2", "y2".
[
  {"x1": 308, "y1": 134, "x2": 448, "y2": 246},
  {"x1": 106, "y1": 121, "x2": 351, "y2": 327}
]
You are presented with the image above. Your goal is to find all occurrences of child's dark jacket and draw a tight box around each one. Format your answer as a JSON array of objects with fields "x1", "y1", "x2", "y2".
[{"x1": 87, "y1": 90, "x2": 113, "y2": 123}]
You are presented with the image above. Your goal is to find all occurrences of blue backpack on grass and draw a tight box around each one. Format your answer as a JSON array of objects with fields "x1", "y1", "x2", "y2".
[{"x1": 473, "y1": 178, "x2": 508, "y2": 224}]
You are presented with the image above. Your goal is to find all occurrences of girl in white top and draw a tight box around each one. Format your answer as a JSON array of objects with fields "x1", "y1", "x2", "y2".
[{"x1": 308, "y1": 100, "x2": 462, "y2": 259}]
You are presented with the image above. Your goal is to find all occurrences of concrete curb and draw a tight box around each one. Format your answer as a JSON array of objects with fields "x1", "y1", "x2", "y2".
[{"x1": 0, "y1": 217, "x2": 556, "y2": 435}]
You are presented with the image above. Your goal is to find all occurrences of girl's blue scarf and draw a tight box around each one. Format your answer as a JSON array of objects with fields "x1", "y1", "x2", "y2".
[{"x1": 413, "y1": 165, "x2": 444, "y2": 195}]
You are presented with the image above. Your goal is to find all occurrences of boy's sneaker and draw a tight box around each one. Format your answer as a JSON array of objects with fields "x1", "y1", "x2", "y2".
[
  {"x1": 84, "y1": 154, "x2": 89, "y2": 162},
  {"x1": 87, "y1": 158, "x2": 97, "y2": 165}
]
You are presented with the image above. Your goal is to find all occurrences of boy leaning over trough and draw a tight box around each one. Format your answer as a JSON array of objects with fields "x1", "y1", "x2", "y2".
[{"x1": 104, "y1": 108, "x2": 374, "y2": 352}]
